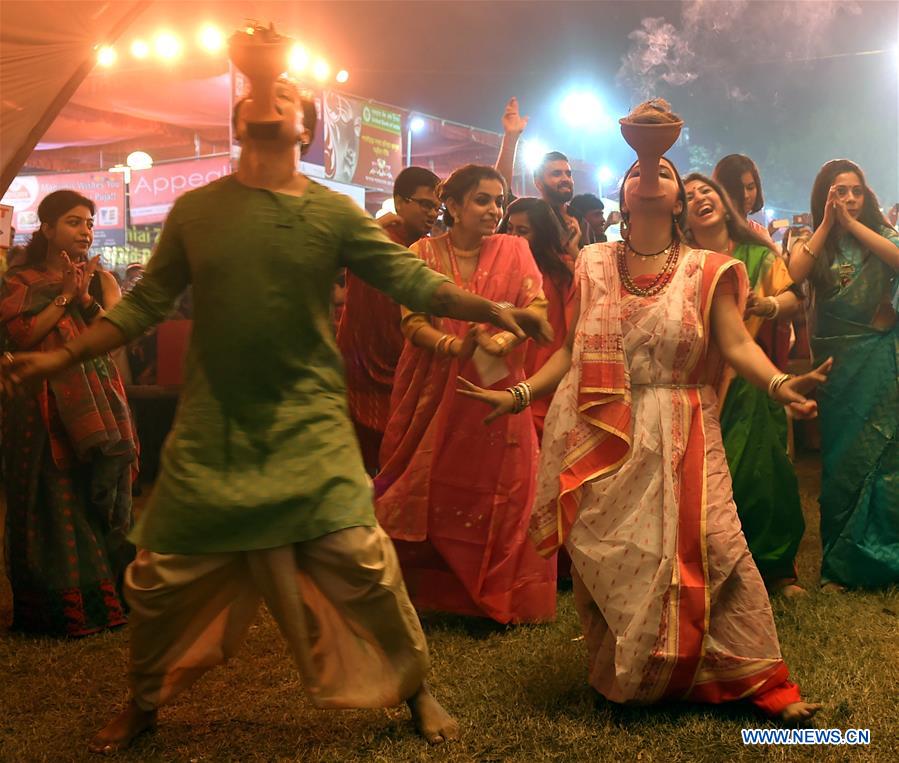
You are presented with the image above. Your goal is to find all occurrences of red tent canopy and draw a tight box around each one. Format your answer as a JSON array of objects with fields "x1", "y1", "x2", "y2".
[
  {"x1": 0, "y1": 0, "x2": 151, "y2": 190},
  {"x1": 2, "y1": 1, "x2": 506, "y2": 191}
]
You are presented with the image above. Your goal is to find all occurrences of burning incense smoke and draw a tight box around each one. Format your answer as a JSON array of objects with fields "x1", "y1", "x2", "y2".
[{"x1": 618, "y1": 0, "x2": 862, "y2": 100}]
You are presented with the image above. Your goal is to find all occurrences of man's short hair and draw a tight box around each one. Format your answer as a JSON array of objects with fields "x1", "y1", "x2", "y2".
[
  {"x1": 231, "y1": 79, "x2": 318, "y2": 155},
  {"x1": 569, "y1": 193, "x2": 604, "y2": 217},
  {"x1": 533, "y1": 151, "x2": 570, "y2": 183},
  {"x1": 393, "y1": 167, "x2": 440, "y2": 199}
]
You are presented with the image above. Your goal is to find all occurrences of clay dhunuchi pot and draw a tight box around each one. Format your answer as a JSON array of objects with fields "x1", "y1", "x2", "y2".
[
  {"x1": 229, "y1": 25, "x2": 293, "y2": 137},
  {"x1": 619, "y1": 119, "x2": 684, "y2": 196}
]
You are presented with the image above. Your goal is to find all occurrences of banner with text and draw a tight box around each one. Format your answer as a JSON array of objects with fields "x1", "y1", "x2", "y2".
[
  {"x1": 1, "y1": 172, "x2": 126, "y2": 245},
  {"x1": 323, "y1": 91, "x2": 403, "y2": 192},
  {"x1": 130, "y1": 156, "x2": 232, "y2": 224}
]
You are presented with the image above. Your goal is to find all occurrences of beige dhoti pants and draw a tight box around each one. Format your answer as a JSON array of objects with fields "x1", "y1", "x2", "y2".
[{"x1": 125, "y1": 525, "x2": 429, "y2": 712}]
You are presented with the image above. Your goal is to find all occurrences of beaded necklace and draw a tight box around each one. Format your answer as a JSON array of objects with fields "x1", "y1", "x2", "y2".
[
  {"x1": 617, "y1": 239, "x2": 681, "y2": 297},
  {"x1": 627, "y1": 240, "x2": 672, "y2": 258}
]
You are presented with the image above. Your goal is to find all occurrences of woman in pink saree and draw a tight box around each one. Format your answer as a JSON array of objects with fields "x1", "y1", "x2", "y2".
[
  {"x1": 461, "y1": 154, "x2": 830, "y2": 721},
  {"x1": 375, "y1": 165, "x2": 556, "y2": 624}
]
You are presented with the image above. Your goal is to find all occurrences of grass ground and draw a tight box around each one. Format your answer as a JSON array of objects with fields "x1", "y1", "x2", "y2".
[{"x1": 1, "y1": 455, "x2": 897, "y2": 762}]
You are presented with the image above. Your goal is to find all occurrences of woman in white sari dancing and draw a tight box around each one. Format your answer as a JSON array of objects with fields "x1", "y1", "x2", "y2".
[{"x1": 461, "y1": 138, "x2": 829, "y2": 722}]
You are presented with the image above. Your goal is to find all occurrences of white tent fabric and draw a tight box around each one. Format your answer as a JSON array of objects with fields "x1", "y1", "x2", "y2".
[{"x1": 0, "y1": 0, "x2": 150, "y2": 192}]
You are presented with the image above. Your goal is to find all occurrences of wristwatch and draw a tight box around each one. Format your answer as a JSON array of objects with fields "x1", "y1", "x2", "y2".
[{"x1": 54, "y1": 294, "x2": 72, "y2": 308}]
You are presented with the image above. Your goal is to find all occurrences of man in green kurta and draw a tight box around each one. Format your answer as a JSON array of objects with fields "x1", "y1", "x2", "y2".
[{"x1": 2, "y1": 79, "x2": 550, "y2": 753}]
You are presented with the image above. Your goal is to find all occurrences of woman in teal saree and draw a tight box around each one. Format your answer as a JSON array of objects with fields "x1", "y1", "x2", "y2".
[
  {"x1": 685, "y1": 174, "x2": 806, "y2": 595},
  {"x1": 789, "y1": 160, "x2": 899, "y2": 590}
]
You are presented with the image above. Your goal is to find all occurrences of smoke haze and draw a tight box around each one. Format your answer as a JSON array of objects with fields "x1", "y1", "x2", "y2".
[{"x1": 618, "y1": 0, "x2": 863, "y2": 100}]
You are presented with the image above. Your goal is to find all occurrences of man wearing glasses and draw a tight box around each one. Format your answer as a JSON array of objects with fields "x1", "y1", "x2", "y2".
[{"x1": 337, "y1": 166, "x2": 441, "y2": 474}]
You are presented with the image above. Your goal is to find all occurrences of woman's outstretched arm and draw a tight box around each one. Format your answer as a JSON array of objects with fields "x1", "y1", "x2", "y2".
[
  {"x1": 711, "y1": 284, "x2": 831, "y2": 419},
  {"x1": 457, "y1": 294, "x2": 579, "y2": 424}
]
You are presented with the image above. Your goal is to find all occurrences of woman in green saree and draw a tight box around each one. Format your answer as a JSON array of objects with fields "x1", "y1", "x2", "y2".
[
  {"x1": 685, "y1": 174, "x2": 807, "y2": 596},
  {"x1": 788, "y1": 160, "x2": 899, "y2": 591}
]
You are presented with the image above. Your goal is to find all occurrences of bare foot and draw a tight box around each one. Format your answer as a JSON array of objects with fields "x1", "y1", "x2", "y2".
[
  {"x1": 821, "y1": 582, "x2": 846, "y2": 594},
  {"x1": 780, "y1": 701, "x2": 823, "y2": 726},
  {"x1": 88, "y1": 701, "x2": 157, "y2": 754},
  {"x1": 770, "y1": 581, "x2": 807, "y2": 599},
  {"x1": 407, "y1": 683, "x2": 459, "y2": 745}
]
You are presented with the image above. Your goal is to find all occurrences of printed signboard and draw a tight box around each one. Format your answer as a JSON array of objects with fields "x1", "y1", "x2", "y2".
[
  {"x1": 323, "y1": 91, "x2": 404, "y2": 192},
  {"x1": 130, "y1": 156, "x2": 232, "y2": 224},
  {"x1": 1, "y1": 172, "x2": 126, "y2": 246}
]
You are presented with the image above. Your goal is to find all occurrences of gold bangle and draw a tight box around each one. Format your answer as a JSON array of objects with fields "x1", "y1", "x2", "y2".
[
  {"x1": 767, "y1": 372, "x2": 792, "y2": 399},
  {"x1": 800, "y1": 241, "x2": 819, "y2": 260},
  {"x1": 436, "y1": 334, "x2": 456, "y2": 356}
]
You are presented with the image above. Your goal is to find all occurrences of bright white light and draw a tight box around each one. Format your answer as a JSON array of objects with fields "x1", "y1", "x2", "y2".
[
  {"x1": 522, "y1": 139, "x2": 549, "y2": 171},
  {"x1": 108, "y1": 164, "x2": 131, "y2": 183},
  {"x1": 97, "y1": 46, "x2": 117, "y2": 67},
  {"x1": 765, "y1": 207, "x2": 776, "y2": 219},
  {"x1": 126, "y1": 151, "x2": 153, "y2": 171},
  {"x1": 376, "y1": 198, "x2": 397, "y2": 218},
  {"x1": 312, "y1": 59, "x2": 330, "y2": 82},
  {"x1": 288, "y1": 44, "x2": 309, "y2": 73},
  {"x1": 561, "y1": 91, "x2": 610, "y2": 129},
  {"x1": 154, "y1": 32, "x2": 182, "y2": 60},
  {"x1": 336, "y1": 69, "x2": 349, "y2": 84},
  {"x1": 410, "y1": 116, "x2": 426, "y2": 133},
  {"x1": 598, "y1": 166, "x2": 614, "y2": 184},
  {"x1": 198, "y1": 24, "x2": 225, "y2": 54},
  {"x1": 130, "y1": 39, "x2": 150, "y2": 59}
]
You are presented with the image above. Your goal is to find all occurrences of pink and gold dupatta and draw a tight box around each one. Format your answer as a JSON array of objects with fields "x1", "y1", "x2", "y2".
[{"x1": 375, "y1": 233, "x2": 543, "y2": 541}]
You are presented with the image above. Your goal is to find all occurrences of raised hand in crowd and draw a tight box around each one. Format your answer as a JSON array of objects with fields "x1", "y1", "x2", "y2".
[
  {"x1": 501, "y1": 97, "x2": 529, "y2": 137},
  {"x1": 495, "y1": 97, "x2": 528, "y2": 188}
]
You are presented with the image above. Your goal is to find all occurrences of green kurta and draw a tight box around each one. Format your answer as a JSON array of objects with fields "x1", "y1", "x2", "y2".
[{"x1": 105, "y1": 176, "x2": 448, "y2": 553}]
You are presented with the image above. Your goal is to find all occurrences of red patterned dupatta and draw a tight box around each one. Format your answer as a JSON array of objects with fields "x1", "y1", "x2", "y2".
[
  {"x1": 529, "y1": 247, "x2": 632, "y2": 557},
  {"x1": 0, "y1": 266, "x2": 136, "y2": 468},
  {"x1": 375, "y1": 233, "x2": 543, "y2": 541}
]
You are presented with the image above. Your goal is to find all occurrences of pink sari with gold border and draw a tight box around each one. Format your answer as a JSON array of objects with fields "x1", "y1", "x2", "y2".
[
  {"x1": 531, "y1": 243, "x2": 800, "y2": 713},
  {"x1": 375, "y1": 233, "x2": 556, "y2": 624}
]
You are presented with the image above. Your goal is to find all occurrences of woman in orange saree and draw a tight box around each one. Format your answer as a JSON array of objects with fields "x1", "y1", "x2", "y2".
[
  {"x1": 461, "y1": 155, "x2": 829, "y2": 722},
  {"x1": 375, "y1": 165, "x2": 556, "y2": 624}
]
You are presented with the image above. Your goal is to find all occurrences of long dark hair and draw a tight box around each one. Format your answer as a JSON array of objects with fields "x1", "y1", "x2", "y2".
[
  {"x1": 497, "y1": 197, "x2": 573, "y2": 288},
  {"x1": 439, "y1": 164, "x2": 506, "y2": 228},
  {"x1": 713, "y1": 154, "x2": 764, "y2": 216},
  {"x1": 618, "y1": 156, "x2": 688, "y2": 242},
  {"x1": 683, "y1": 173, "x2": 774, "y2": 252},
  {"x1": 23, "y1": 189, "x2": 95, "y2": 267},
  {"x1": 809, "y1": 159, "x2": 894, "y2": 291}
]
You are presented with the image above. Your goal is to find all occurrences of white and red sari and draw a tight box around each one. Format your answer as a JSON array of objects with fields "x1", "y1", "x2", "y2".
[{"x1": 531, "y1": 243, "x2": 802, "y2": 714}]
